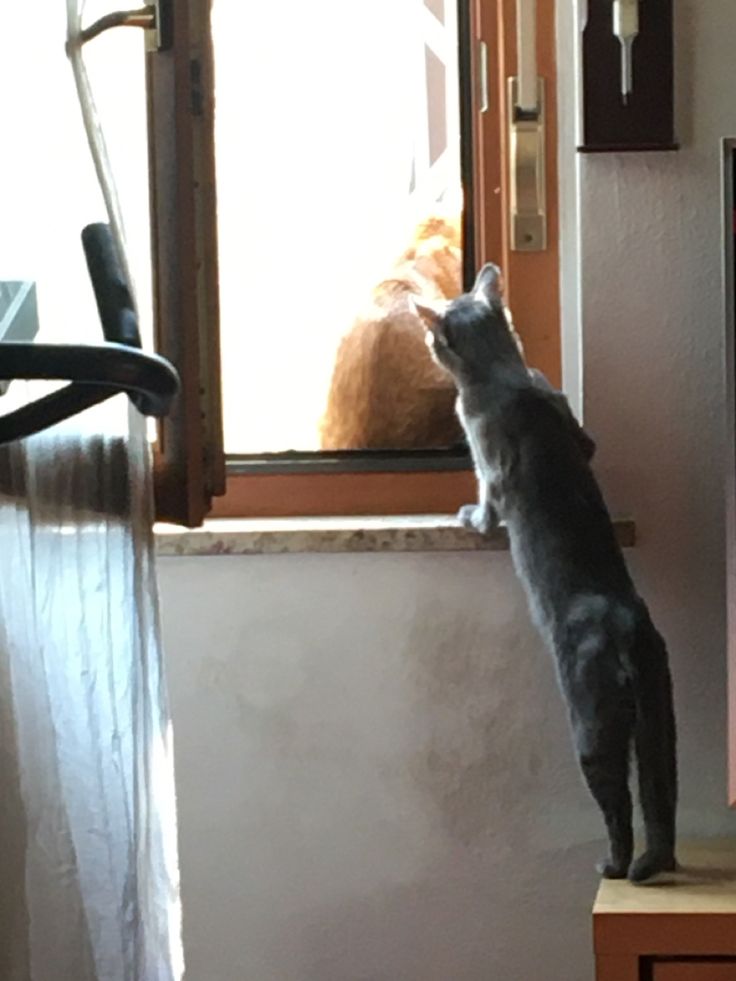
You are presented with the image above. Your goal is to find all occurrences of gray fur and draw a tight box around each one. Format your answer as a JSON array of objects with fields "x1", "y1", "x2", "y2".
[{"x1": 421, "y1": 263, "x2": 677, "y2": 882}]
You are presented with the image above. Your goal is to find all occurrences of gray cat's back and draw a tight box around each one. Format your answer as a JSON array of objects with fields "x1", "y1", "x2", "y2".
[{"x1": 499, "y1": 385, "x2": 635, "y2": 619}]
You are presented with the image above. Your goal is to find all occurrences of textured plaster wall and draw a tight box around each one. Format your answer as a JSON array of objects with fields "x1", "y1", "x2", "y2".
[
  {"x1": 158, "y1": 2, "x2": 736, "y2": 977},
  {"x1": 161, "y1": 552, "x2": 604, "y2": 981}
]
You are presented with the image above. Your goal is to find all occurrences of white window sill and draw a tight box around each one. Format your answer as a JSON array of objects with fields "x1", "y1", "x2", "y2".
[{"x1": 155, "y1": 515, "x2": 636, "y2": 557}]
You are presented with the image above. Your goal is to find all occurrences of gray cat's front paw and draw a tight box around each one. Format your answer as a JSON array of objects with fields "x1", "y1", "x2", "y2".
[
  {"x1": 457, "y1": 504, "x2": 478, "y2": 531},
  {"x1": 457, "y1": 504, "x2": 497, "y2": 537}
]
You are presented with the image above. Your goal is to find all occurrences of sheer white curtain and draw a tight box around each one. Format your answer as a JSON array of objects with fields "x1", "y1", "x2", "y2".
[
  {"x1": 0, "y1": 3, "x2": 183, "y2": 979},
  {"x1": 0, "y1": 407, "x2": 183, "y2": 981}
]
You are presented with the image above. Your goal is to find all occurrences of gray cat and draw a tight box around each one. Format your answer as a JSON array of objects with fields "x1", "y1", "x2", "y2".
[{"x1": 412, "y1": 263, "x2": 676, "y2": 882}]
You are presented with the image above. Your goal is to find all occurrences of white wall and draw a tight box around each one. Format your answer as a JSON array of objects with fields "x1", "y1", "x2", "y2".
[
  {"x1": 159, "y1": 3, "x2": 736, "y2": 977},
  {"x1": 577, "y1": 1, "x2": 735, "y2": 834}
]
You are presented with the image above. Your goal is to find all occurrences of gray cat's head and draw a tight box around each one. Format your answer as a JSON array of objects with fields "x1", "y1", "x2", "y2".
[{"x1": 411, "y1": 263, "x2": 525, "y2": 385}]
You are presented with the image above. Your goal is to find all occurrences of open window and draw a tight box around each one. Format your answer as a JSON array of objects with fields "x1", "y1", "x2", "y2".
[{"x1": 144, "y1": 0, "x2": 561, "y2": 525}]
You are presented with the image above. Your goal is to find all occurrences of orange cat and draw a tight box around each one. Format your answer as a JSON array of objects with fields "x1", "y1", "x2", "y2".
[{"x1": 320, "y1": 215, "x2": 464, "y2": 450}]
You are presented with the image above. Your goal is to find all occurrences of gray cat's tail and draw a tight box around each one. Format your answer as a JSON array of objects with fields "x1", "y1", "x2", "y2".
[{"x1": 628, "y1": 610, "x2": 677, "y2": 881}]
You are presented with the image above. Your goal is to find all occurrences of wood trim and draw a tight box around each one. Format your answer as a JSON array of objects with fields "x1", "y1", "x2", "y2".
[
  {"x1": 148, "y1": 0, "x2": 224, "y2": 526},
  {"x1": 210, "y1": 470, "x2": 476, "y2": 519},
  {"x1": 472, "y1": 0, "x2": 503, "y2": 275},
  {"x1": 595, "y1": 954, "x2": 640, "y2": 981},
  {"x1": 594, "y1": 915, "x2": 736, "y2": 958},
  {"x1": 652, "y1": 964, "x2": 736, "y2": 981}
]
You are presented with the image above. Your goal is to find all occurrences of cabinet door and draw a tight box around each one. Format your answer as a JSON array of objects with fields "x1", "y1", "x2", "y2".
[{"x1": 653, "y1": 963, "x2": 736, "y2": 980}]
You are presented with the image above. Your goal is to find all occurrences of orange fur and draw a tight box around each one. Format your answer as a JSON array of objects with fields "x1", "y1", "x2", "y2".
[{"x1": 320, "y1": 215, "x2": 464, "y2": 450}]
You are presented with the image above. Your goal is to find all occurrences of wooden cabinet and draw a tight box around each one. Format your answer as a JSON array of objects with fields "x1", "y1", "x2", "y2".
[
  {"x1": 652, "y1": 966, "x2": 736, "y2": 980},
  {"x1": 594, "y1": 842, "x2": 736, "y2": 980}
]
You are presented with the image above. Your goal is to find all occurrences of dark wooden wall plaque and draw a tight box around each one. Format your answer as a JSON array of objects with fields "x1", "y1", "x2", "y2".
[{"x1": 579, "y1": 0, "x2": 677, "y2": 152}]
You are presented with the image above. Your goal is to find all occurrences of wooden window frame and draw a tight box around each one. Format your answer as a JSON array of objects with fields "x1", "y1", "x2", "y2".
[
  {"x1": 147, "y1": 0, "x2": 561, "y2": 526},
  {"x1": 147, "y1": 0, "x2": 224, "y2": 527}
]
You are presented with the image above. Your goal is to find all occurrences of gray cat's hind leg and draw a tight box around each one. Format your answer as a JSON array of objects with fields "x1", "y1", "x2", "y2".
[
  {"x1": 560, "y1": 642, "x2": 635, "y2": 879},
  {"x1": 628, "y1": 621, "x2": 677, "y2": 883},
  {"x1": 577, "y1": 724, "x2": 634, "y2": 879}
]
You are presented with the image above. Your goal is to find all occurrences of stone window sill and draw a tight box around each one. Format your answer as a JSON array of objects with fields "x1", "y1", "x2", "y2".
[{"x1": 155, "y1": 515, "x2": 636, "y2": 557}]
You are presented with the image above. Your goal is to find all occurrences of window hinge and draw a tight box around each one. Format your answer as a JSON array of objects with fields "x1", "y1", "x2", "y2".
[{"x1": 78, "y1": 0, "x2": 172, "y2": 52}]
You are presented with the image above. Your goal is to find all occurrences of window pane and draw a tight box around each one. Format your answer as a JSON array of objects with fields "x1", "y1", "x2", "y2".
[{"x1": 214, "y1": 1, "x2": 464, "y2": 453}]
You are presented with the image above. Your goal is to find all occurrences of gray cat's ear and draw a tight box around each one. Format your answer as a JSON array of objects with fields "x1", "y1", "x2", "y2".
[
  {"x1": 408, "y1": 295, "x2": 446, "y2": 331},
  {"x1": 472, "y1": 263, "x2": 503, "y2": 306}
]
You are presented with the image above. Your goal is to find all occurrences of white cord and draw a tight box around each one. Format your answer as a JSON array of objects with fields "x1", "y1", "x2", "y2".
[{"x1": 65, "y1": 0, "x2": 137, "y2": 305}]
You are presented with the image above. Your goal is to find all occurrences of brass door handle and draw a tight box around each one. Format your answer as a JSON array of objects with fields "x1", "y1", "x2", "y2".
[
  {"x1": 508, "y1": 0, "x2": 546, "y2": 252},
  {"x1": 508, "y1": 77, "x2": 546, "y2": 252}
]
